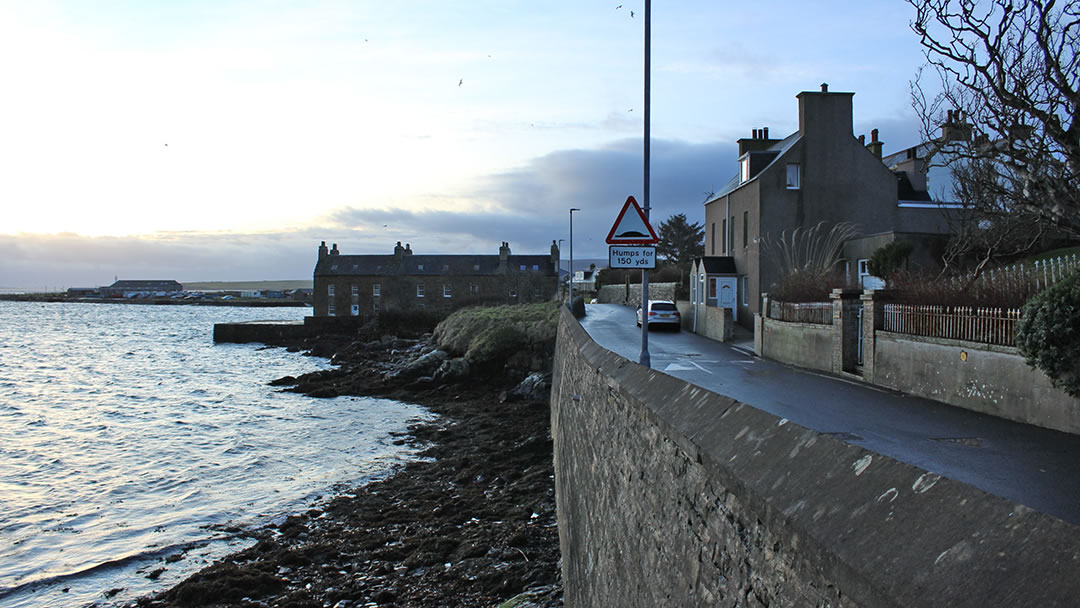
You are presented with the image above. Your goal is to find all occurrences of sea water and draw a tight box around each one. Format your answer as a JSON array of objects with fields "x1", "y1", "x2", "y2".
[{"x1": 0, "y1": 301, "x2": 431, "y2": 607}]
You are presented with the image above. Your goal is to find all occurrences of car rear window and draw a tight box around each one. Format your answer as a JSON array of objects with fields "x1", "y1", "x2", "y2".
[{"x1": 652, "y1": 302, "x2": 677, "y2": 311}]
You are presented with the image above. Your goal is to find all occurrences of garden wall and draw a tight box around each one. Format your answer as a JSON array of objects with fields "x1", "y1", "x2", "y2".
[
  {"x1": 872, "y1": 332, "x2": 1080, "y2": 434},
  {"x1": 596, "y1": 282, "x2": 677, "y2": 306}
]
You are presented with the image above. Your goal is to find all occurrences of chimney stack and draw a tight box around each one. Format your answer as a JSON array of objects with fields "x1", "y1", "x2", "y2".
[
  {"x1": 394, "y1": 241, "x2": 404, "y2": 260},
  {"x1": 865, "y1": 128, "x2": 883, "y2": 158},
  {"x1": 330, "y1": 243, "x2": 339, "y2": 255},
  {"x1": 318, "y1": 241, "x2": 329, "y2": 261}
]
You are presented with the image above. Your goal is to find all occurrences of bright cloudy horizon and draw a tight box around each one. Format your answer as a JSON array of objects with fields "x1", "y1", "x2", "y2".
[{"x1": 1, "y1": 0, "x2": 936, "y2": 289}]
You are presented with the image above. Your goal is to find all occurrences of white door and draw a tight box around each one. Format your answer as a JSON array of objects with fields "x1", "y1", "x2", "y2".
[{"x1": 716, "y1": 277, "x2": 738, "y2": 323}]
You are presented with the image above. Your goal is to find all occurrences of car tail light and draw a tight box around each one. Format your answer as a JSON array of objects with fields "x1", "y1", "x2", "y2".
[{"x1": 648, "y1": 311, "x2": 657, "y2": 316}]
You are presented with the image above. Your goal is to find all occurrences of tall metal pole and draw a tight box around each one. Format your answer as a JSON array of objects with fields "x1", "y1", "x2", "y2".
[
  {"x1": 569, "y1": 208, "x2": 580, "y2": 306},
  {"x1": 638, "y1": 0, "x2": 652, "y2": 367}
]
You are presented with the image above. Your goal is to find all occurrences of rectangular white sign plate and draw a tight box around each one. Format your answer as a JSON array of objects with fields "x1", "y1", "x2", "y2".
[{"x1": 609, "y1": 246, "x2": 656, "y2": 269}]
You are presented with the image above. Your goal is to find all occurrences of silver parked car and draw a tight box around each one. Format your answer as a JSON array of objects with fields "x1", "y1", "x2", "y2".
[{"x1": 636, "y1": 299, "x2": 681, "y2": 330}]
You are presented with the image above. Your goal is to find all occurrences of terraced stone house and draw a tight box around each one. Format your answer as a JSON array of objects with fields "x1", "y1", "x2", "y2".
[{"x1": 312, "y1": 240, "x2": 560, "y2": 317}]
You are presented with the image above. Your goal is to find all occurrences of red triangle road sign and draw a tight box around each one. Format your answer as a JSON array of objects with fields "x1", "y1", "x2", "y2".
[{"x1": 606, "y1": 196, "x2": 659, "y2": 245}]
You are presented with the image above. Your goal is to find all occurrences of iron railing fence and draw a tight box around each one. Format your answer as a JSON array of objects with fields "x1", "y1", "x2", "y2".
[{"x1": 882, "y1": 303, "x2": 1021, "y2": 347}]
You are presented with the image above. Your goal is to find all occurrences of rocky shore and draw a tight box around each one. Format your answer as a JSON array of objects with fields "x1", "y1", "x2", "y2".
[{"x1": 138, "y1": 305, "x2": 563, "y2": 608}]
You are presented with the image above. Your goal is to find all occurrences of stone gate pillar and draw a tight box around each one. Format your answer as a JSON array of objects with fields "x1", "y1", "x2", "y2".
[{"x1": 830, "y1": 288, "x2": 863, "y2": 374}]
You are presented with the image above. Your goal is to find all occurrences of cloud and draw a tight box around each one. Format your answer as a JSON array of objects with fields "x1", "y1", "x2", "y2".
[
  {"x1": 329, "y1": 138, "x2": 737, "y2": 259},
  {"x1": 1, "y1": 138, "x2": 737, "y2": 289}
]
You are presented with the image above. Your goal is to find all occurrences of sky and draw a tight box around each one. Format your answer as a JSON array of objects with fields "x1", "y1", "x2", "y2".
[{"x1": 0, "y1": 0, "x2": 936, "y2": 289}]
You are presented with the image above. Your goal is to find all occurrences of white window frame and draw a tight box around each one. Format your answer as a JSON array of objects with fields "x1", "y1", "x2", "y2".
[
  {"x1": 373, "y1": 283, "x2": 381, "y2": 297},
  {"x1": 328, "y1": 302, "x2": 336, "y2": 316},
  {"x1": 739, "y1": 155, "x2": 750, "y2": 183},
  {"x1": 416, "y1": 284, "x2": 425, "y2": 298},
  {"x1": 786, "y1": 163, "x2": 801, "y2": 189},
  {"x1": 327, "y1": 284, "x2": 335, "y2": 297},
  {"x1": 443, "y1": 284, "x2": 452, "y2": 298},
  {"x1": 741, "y1": 275, "x2": 749, "y2": 306}
]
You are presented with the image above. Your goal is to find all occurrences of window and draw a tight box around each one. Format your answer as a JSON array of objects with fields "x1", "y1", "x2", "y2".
[
  {"x1": 520, "y1": 264, "x2": 527, "y2": 271},
  {"x1": 327, "y1": 284, "x2": 335, "y2": 297},
  {"x1": 699, "y1": 275, "x2": 706, "y2": 304},
  {"x1": 741, "y1": 276, "x2": 749, "y2": 306},
  {"x1": 532, "y1": 264, "x2": 539, "y2": 271},
  {"x1": 743, "y1": 211, "x2": 749, "y2": 248},
  {"x1": 739, "y1": 155, "x2": 750, "y2": 182},
  {"x1": 469, "y1": 283, "x2": 479, "y2": 295},
  {"x1": 710, "y1": 223, "x2": 716, "y2": 255},
  {"x1": 729, "y1": 216, "x2": 735, "y2": 251},
  {"x1": 534, "y1": 287, "x2": 542, "y2": 297},
  {"x1": 709, "y1": 279, "x2": 717, "y2": 299},
  {"x1": 442, "y1": 264, "x2": 449, "y2": 271},
  {"x1": 473, "y1": 264, "x2": 480, "y2": 271},
  {"x1": 786, "y1": 163, "x2": 801, "y2": 189},
  {"x1": 509, "y1": 289, "x2": 518, "y2": 298},
  {"x1": 351, "y1": 285, "x2": 358, "y2": 296},
  {"x1": 417, "y1": 264, "x2": 424, "y2": 271},
  {"x1": 416, "y1": 284, "x2": 425, "y2": 298},
  {"x1": 721, "y1": 219, "x2": 727, "y2": 254},
  {"x1": 328, "y1": 302, "x2": 336, "y2": 316},
  {"x1": 372, "y1": 301, "x2": 379, "y2": 314},
  {"x1": 443, "y1": 284, "x2": 452, "y2": 298},
  {"x1": 373, "y1": 283, "x2": 381, "y2": 297}
]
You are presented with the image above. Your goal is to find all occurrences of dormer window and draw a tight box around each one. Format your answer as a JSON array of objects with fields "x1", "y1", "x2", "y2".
[
  {"x1": 786, "y1": 163, "x2": 801, "y2": 189},
  {"x1": 739, "y1": 155, "x2": 750, "y2": 183},
  {"x1": 417, "y1": 264, "x2": 424, "y2": 271},
  {"x1": 473, "y1": 264, "x2": 480, "y2": 271}
]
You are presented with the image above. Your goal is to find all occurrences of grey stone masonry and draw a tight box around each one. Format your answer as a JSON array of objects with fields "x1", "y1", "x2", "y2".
[{"x1": 552, "y1": 306, "x2": 1080, "y2": 607}]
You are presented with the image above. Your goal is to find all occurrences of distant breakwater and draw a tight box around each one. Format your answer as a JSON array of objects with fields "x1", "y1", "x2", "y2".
[{"x1": 0, "y1": 294, "x2": 308, "y2": 307}]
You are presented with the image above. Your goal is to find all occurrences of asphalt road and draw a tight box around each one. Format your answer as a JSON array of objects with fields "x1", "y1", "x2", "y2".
[{"x1": 579, "y1": 303, "x2": 1080, "y2": 525}]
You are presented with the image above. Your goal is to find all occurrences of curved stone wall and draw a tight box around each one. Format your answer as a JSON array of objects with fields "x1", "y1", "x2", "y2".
[{"x1": 551, "y1": 307, "x2": 1080, "y2": 607}]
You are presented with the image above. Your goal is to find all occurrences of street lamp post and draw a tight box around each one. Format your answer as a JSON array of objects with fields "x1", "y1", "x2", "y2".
[
  {"x1": 639, "y1": 0, "x2": 652, "y2": 368},
  {"x1": 569, "y1": 209, "x2": 580, "y2": 306}
]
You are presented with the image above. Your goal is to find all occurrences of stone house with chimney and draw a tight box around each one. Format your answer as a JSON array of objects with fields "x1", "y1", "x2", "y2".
[
  {"x1": 312, "y1": 240, "x2": 560, "y2": 317},
  {"x1": 701, "y1": 84, "x2": 956, "y2": 326}
]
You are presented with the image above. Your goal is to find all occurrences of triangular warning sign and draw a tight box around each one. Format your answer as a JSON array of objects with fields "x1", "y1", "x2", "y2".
[{"x1": 606, "y1": 196, "x2": 659, "y2": 245}]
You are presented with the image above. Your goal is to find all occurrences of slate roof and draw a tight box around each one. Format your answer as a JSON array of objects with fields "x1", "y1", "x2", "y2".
[
  {"x1": 706, "y1": 132, "x2": 803, "y2": 203},
  {"x1": 107, "y1": 280, "x2": 183, "y2": 291},
  {"x1": 315, "y1": 254, "x2": 556, "y2": 277},
  {"x1": 697, "y1": 256, "x2": 737, "y2": 274}
]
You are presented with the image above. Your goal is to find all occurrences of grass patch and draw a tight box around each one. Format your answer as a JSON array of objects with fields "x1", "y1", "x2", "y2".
[{"x1": 433, "y1": 302, "x2": 561, "y2": 367}]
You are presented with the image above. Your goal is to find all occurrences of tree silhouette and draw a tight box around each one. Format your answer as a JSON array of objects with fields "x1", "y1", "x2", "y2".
[
  {"x1": 655, "y1": 213, "x2": 704, "y2": 273},
  {"x1": 907, "y1": 0, "x2": 1080, "y2": 271}
]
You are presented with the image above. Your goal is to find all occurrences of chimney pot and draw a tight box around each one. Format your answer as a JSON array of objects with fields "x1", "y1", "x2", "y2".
[
  {"x1": 763, "y1": 127, "x2": 769, "y2": 139},
  {"x1": 752, "y1": 128, "x2": 759, "y2": 139},
  {"x1": 821, "y1": 82, "x2": 829, "y2": 93},
  {"x1": 858, "y1": 134, "x2": 865, "y2": 145},
  {"x1": 871, "y1": 128, "x2": 879, "y2": 143}
]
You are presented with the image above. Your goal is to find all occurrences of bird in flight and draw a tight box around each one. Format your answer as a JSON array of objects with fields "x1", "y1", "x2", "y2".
[
  {"x1": 458, "y1": 79, "x2": 463, "y2": 87},
  {"x1": 616, "y1": 4, "x2": 622, "y2": 8},
  {"x1": 630, "y1": 10, "x2": 635, "y2": 17}
]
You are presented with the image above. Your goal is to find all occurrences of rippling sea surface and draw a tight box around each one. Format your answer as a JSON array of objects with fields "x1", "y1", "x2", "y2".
[{"x1": 0, "y1": 301, "x2": 431, "y2": 607}]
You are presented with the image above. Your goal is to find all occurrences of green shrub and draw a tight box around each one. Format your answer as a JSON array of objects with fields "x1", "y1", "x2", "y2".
[
  {"x1": 867, "y1": 241, "x2": 913, "y2": 282},
  {"x1": 1016, "y1": 272, "x2": 1080, "y2": 397}
]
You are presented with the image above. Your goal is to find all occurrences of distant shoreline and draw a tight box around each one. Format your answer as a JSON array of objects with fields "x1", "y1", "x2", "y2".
[{"x1": 0, "y1": 294, "x2": 310, "y2": 307}]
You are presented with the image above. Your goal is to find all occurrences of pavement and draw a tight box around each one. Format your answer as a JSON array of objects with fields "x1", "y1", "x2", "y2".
[{"x1": 578, "y1": 303, "x2": 1080, "y2": 525}]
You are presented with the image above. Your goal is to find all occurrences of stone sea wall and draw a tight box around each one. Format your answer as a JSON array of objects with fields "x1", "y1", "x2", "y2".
[{"x1": 550, "y1": 306, "x2": 1080, "y2": 607}]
